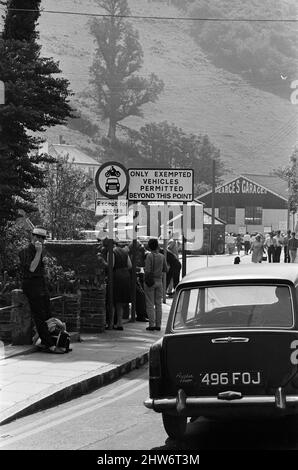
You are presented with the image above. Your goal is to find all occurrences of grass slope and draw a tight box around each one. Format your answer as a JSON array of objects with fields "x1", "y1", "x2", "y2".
[{"x1": 36, "y1": 0, "x2": 298, "y2": 174}]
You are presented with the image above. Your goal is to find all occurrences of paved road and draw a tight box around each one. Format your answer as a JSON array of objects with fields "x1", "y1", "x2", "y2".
[{"x1": 1, "y1": 365, "x2": 298, "y2": 452}]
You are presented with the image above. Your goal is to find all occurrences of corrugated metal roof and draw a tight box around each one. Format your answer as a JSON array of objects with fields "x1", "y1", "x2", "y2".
[
  {"x1": 197, "y1": 173, "x2": 289, "y2": 201},
  {"x1": 242, "y1": 174, "x2": 289, "y2": 199}
]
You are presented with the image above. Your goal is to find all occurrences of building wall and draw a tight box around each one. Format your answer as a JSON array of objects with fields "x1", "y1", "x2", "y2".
[
  {"x1": 263, "y1": 209, "x2": 288, "y2": 231},
  {"x1": 205, "y1": 207, "x2": 289, "y2": 234}
]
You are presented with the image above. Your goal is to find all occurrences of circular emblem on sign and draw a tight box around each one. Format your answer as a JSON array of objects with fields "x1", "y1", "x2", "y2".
[{"x1": 95, "y1": 161, "x2": 129, "y2": 199}]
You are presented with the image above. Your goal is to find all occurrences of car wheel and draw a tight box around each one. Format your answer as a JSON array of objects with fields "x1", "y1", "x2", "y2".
[{"x1": 162, "y1": 413, "x2": 187, "y2": 440}]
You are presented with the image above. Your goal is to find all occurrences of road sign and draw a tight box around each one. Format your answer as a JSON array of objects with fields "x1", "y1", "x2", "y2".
[
  {"x1": 95, "y1": 161, "x2": 129, "y2": 199},
  {"x1": 128, "y1": 168, "x2": 194, "y2": 202},
  {"x1": 95, "y1": 198, "x2": 128, "y2": 216}
]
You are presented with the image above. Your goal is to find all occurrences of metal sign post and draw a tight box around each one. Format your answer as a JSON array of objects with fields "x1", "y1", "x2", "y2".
[
  {"x1": 130, "y1": 204, "x2": 138, "y2": 322},
  {"x1": 95, "y1": 162, "x2": 130, "y2": 329},
  {"x1": 108, "y1": 214, "x2": 114, "y2": 329},
  {"x1": 163, "y1": 203, "x2": 168, "y2": 303},
  {"x1": 182, "y1": 202, "x2": 187, "y2": 277}
]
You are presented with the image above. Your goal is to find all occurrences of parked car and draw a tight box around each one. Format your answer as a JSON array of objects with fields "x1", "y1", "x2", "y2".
[{"x1": 144, "y1": 264, "x2": 298, "y2": 440}]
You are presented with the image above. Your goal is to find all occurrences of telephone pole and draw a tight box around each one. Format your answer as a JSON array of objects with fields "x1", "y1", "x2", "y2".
[{"x1": 211, "y1": 159, "x2": 216, "y2": 254}]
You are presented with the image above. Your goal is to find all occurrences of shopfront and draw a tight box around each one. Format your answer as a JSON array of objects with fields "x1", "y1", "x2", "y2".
[{"x1": 197, "y1": 174, "x2": 291, "y2": 234}]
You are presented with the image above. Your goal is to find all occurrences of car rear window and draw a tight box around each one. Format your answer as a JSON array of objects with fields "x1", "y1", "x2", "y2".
[{"x1": 173, "y1": 285, "x2": 294, "y2": 330}]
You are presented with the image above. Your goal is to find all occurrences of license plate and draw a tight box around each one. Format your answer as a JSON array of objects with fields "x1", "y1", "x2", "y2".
[{"x1": 200, "y1": 371, "x2": 262, "y2": 386}]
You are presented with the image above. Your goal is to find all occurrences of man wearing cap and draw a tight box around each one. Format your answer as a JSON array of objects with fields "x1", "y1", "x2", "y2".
[{"x1": 19, "y1": 227, "x2": 64, "y2": 353}]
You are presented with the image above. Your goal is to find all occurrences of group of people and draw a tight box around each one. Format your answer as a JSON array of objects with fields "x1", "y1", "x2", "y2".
[
  {"x1": 97, "y1": 235, "x2": 182, "y2": 332},
  {"x1": 229, "y1": 230, "x2": 298, "y2": 264},
  {"x1": 18, "y1": 224, "x2": 297, "y2": 354},
  {"x1": 18, "y1": 227, "x2": 182, "y2": 353}
]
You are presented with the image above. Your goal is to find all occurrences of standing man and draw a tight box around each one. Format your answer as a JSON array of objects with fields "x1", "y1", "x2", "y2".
[
  {"x1": 265, "y1": 232, "x2": 277, "y2": 263},
  {"x1": 19, "y1": 227, "x2": 64, "y2": 353},
  {"x1": 288, "y1": 232, "x2": 298, "y2": 263},
  {"x1": 166, "y1": 236, "x2": 181, "y2": 297},
  {"x1": 144, "y1": 238, "x2": 168, "y2": 331},
  {"x1": 243, "y1": 232, "x2": 251, "y2": 255},
  {"x1": 273, "y1": 230, "x2": 283, "y2": 263},
  {"x1": 283, "y1": 230, "x2": 291, "y2": 263}
]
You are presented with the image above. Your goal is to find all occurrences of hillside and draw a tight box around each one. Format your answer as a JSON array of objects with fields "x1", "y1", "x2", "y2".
[{"x1": 3, "y1": 0, "x2": 298, "y2": 174}]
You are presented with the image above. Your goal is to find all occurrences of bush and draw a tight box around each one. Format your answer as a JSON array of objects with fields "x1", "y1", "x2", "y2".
[{"x1": 45, "y1": 241, "x2": 106, "y2": 288}]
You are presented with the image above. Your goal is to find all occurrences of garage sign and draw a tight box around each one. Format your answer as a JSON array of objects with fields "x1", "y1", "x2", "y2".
[
  {"x1": 95, "y1": 161, "x2": 129, "y2": 199},
  {"x1": 128, "y1": 168, "x2": 194, "y2": 202}
]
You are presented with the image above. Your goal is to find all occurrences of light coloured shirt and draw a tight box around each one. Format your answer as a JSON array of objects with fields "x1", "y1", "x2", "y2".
[{"x1": 145, "y1": 251, "x2": 168, "y2": 280}]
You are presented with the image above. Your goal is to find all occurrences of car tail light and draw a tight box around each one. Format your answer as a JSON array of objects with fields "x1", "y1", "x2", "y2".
[{"x1": 149, "y1": 339, "x2": 163, "y2": 398}]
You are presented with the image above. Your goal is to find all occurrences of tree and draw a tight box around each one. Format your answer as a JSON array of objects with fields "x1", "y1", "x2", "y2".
[
  {"x1": 0, "y1": 0, "x2": 73, "y2": 230},
  {"x1": 126, "y1": 121, "x2": 225, "y2": 193},
  {"x1": 33, "y1": 156, "x2": 94, "y2": 240},
  {"x1": 185, "y1": 0, "x2": 297, "y2": 99},
  {"x1": 274, "y1": 148, "x2": 298, "y2": 215},
  {"x1": 90, "y1": 0, "x2": 164, "y2": 142}
]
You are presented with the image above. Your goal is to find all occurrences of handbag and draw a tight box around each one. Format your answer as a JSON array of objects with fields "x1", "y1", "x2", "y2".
[{"x1": 144, "y1": 253, "x2": 155, "y2": 287}]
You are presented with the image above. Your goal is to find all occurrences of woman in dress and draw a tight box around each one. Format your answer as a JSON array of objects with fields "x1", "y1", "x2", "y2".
[
  {"x1": 107, "y1": 243, "x2": 132, "y2": 330},
  {"x1": 249, "y1": 235, "x2": 265, "y2": 263}
]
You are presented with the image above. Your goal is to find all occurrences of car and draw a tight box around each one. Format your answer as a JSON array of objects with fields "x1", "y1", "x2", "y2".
[
  {"x1": 105, "y1": 177, "x2": 120, "y2": 192},
  {"x1": 144, "y1": 264, "x2": 298, "y2": 440}
]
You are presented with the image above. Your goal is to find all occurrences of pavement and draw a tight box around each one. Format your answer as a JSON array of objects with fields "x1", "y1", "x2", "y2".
[
  {"x1": 1, "y1": 251, "x2": 295, "y2": 426},
  {"x1": 0, "y1": 300, "x2": 172, "y2": 426}
]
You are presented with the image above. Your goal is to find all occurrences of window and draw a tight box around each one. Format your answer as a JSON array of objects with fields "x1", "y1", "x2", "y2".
[
  {"x1": 245, "y1": 206, "x2": 262, "y2": 225},
  {"x1": 173, "y1": 285, "x2": 294, "y2": 329},
  {"x1": 219, "y1": 206, "x2": 235, "y2": 224}
]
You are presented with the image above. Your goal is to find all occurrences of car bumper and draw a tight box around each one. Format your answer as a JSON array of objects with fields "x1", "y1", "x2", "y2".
[{"x1": 144, "y1": 388, "x2": 298, "y2": 417}]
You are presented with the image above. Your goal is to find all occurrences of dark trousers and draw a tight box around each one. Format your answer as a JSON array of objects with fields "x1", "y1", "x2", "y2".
[
  {"x1": 166, "y1": 259, "x2": 181, "y2": 290},
  {"x1": 244, "y1": 241, "x2": 250, "y2": 254},
  {"x1": 267, "y1": 246, "x2": 276, "y2": 263},
  {"x1": 284, "y1": 246, "x2": 290, "y2": 263},
  {"x1": 275, "y1": 246, "x2": 282, "y2": 263},
  {"x1": 23, "y1": 290, "x2": 55, "y2": 347}
]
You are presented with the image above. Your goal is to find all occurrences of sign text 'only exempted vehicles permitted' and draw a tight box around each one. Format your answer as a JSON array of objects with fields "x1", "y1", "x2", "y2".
[{"x1": 144, "y1": 264, "x2": 298, "y2": 440}]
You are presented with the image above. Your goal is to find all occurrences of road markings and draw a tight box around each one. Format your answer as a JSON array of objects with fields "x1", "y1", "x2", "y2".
[{"x1": 0, "y1": 379, "x2": 147, "y2": 448}]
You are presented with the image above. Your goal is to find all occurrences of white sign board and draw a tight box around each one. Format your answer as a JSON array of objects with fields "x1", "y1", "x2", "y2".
[
  {"x1": 278, "y1": 221, "x2": 287, "y2": 231},
  {"x1": 95, "y1": 199, "x2": 128, "y2": 216},
  {"x1": 0, "y1": 81, "x2": 4, "y2": 104},
  {"x1": 264, "y1": 226, "x2": 272, "y2": 233},
  {"x1": 128, "y1": 169, "x2": 194, "y2": 202},
  {"x1": 238, "y1": 226, "x2": 246, "y2": 234},
  {"x1": 95, "y1": 161, "x2": 129, "y2": 199}
]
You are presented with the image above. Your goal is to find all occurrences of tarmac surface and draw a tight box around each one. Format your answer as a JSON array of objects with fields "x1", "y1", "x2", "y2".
[
  {"x1": 1, "y1": 252, "x2": 296, "y2": 427},
  {"x1": 0, "y1": 301, "x2": 172, "y2": 426}
]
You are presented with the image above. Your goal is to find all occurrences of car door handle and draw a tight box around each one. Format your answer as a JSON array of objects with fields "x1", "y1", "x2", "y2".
[{"x1": 211, "y1": 337, "x2": 249, "y2": 343}]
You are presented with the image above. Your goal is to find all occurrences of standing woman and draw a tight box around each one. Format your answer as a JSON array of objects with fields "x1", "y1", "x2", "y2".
[
  {"x1": 249, "y1": 235, "x2": 265, "y2": 263},
  {"x1": 235, "y1": 234, "x2": 242, "y2": 255},
  {"x1": 144, "y1": 238, "x2": 168, "y2": 332},
  {"x1": 107, "y1": 242, "x2": 132, "y2": 330}
]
